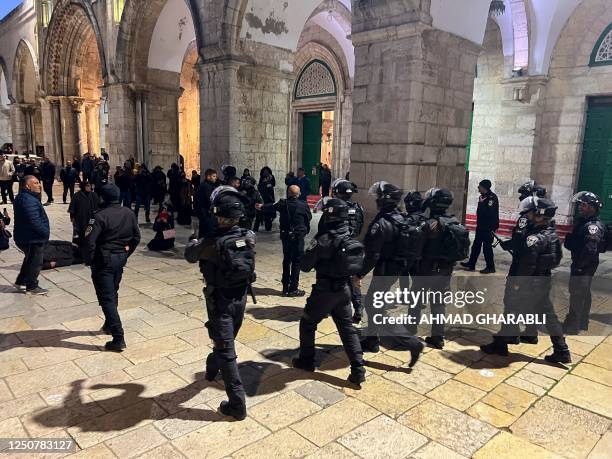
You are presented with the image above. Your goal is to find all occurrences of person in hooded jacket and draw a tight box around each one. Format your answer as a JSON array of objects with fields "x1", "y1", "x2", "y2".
[
  {"x1": 254, "y1": 166, "x2": 276, "y2": 232},
  {"x1": 69, "y1": 180, "x2": 100, "y2": 250},
  {"x1": 238, "y1": 176, "x2": 263, "y2": 230}
]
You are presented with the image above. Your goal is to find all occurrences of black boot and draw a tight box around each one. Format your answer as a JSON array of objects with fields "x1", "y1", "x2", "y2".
[
  {"x1": 292, "y1": 357, "x2": 315, "y2": 372},
  {"x1": 105, "y1": 336, "x2": 126, "y2": 352},
  {"x1": 348, "y1": 369, "x2": 366, "y2": 386},
  {"x1": 145, "y1": 211, "x2": 151, "y2": 223},
  {"x1": 520, "y1": 335, "x2": 539, "y2": 344},
  {"x1": 100, "y1": 323, "x2": 112, "y2": 335},
  {"x1": 425, "y1": 335, "x2": 445, "y2": 349},
  {"x1": 218, "y1": 401, "x2": 247, "y2": 421},
  {"x1": 409, "y1": 341, "x2": 424, "y2": 367},
  {"x1": 359, "y1": 336, "x2": 380, "y2": 353},
  {"x1": 480, "y1": 338, "x2": 508, "y2": 356},
  {"x1": 544, "y1": 350, "x2": 572, "y2": 364},
  {"x1": 205, "y1": 353, "x2": 219, "y2": 381},
  {"x1": 352, "y1": 312, "x2": 362, "y2": 324}
]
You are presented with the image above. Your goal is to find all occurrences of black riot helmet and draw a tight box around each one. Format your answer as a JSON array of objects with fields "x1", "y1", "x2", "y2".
[
  {"x1": 571, "y1": 191, "x2": 603, "y2": 212},
  {"x1": 332, "y1": 179, "x2": 357, "y2": 200},
  {"x1": 519, "y1": 196, "x2": 557, "y2": 218},
  {"x1": 404, "y1": 190, "x2": 423, "y2": 213},
  {"x1": 210, "y1": 186, "x2": 246, "y2": 218},
  {"x1": 241, "y1": 176, "x2": 256, "y2": 190},
  {"x1": 315, "y1": 197, "x2": 349, "y2": 222},
  {"x1": 368, "y1": 181, "x2": 402, "y2": 210},
  {"x1": 422, "y1": 188, "x2": 453, "y2": 213},
  {"x1": 518, "y1": 180, "x2": 547, "y2": 201}
]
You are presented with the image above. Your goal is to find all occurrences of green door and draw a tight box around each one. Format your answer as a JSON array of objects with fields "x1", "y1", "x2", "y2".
[
  {"x1": 302, "y1": 113, "x2": 322, "y2": 194},
  {"x1": 578, "y1": 100, "x2": 612, "y2": 223}
]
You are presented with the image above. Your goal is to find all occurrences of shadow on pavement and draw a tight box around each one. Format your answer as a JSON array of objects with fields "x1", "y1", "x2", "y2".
[{"x1": 0, "y1": 330, "x2": 102, "y2": 351}]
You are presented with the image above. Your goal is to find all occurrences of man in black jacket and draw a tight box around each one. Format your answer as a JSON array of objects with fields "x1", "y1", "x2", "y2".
[
  {"x1": 84, "y1": 184, "x2": 140, "y2": 352},
  {"x1": 69, "y1": 180, "x2": 100, "y2": 249},
  {"x1": 40, "y1": 157, "x2": 56, "y2": 205},
  {"x1": 60, "y1": 161, "x2": 78, "y2": 204},
  {"x1": 262, "y1": 185, "x2": 312, "y2": 296},
  {"x1": 563, "y1": 191, "x2": 605, "y2": 334},
  {"x1": 461, "y1": 179, "x2": 499, "y2": 273},
  {"x1": 196, "y1": 169, "x2": 219, "y2": 237}
]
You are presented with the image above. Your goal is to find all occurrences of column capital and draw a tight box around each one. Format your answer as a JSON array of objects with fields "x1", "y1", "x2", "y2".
[{"x1": 68, "y1": 97, "x2": 86, "y2": 112}]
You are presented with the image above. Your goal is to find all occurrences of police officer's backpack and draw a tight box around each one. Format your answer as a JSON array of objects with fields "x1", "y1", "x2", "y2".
[
  {"x1": 216, "y1": 229, "x2": 256, "y2": 288},
  {"x1": 334, "y1": 235, "x2": 365, "y2": 277},
  {"x1": 384, "y1": 213, "x2": 427, "y2": 262},
  {"x1": 436, "y1": 216, "x2": 470, "y2": 262}
]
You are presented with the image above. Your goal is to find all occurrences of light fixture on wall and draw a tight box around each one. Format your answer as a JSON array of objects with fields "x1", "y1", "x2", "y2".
[
  {"x1": 489, "y1": 0, "x2": 505, "y2": 17},
  {"x1": 512, "y1": 66, "x2": 524, "y2": 77}
]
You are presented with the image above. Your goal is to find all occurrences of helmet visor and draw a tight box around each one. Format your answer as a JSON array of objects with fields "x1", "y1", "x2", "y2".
[
  {"x1": 210, "y1": 185, "x2": 238, "y2": 204},
  {"x1": 368, "y1": 181, "x2": 389, "y2": 196},
  {"x1": 518, "y1": 196, "x2": 536, "y2": 213}
]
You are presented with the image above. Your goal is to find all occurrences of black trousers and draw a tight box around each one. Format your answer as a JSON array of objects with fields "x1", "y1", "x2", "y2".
[
  {"x1": 16, "y1": 243, "x2": 45, "y2": 289},
  {"x1": 565, "y1": 262, "x2": 598, "y2": 331},
  {"x1": 499, "y1": 277, "x2": 568, "y2": 352},
  {"x1": 253, "y1": 212, "x2": 273, "y2": 232},
  {"x1": 281, "y1": 237, "x2": 304, "y2": 292},
  {"x1": 0, "y1": 180, "x2": 14, "y2": 203},
  {"x1": 350, "y1": 282, "x2": 362, "y2": 317},
  {"x1": 63, "y1": 183, "x2": 75, "y2": 203},
  {"x1": 204, "y1": 287, "x2": 247, "y2": 411},
  {"x1": 410, "y1": 265, "x2": 453, "y2": 338},
  {"x1": 43, "y1": 180, "x2": 54, "y2": 202},
  {"x1": 91, "y1": 252, "x2": 128, "y2": 338},
  {"x1": 299, "y1": 281, "x2": 364, "y2": 375},
  {"x1": 467, "y1": 229, "x2": 495, "y2": 268}
]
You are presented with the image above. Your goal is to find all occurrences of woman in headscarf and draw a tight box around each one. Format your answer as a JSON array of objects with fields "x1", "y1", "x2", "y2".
[
  {"x1": 176, "y1": 172, "x2": 193, "y2": 226},
  {"x1": 254, "y1": 166, "x2": 276, "y2": 232},
  {"x1": 147, "y1": 203, "x2": 175, "y2": 251}
]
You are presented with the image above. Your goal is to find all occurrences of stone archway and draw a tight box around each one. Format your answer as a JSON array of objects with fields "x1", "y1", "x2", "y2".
[
  {"x1": 42, "y1": 0, "x2": 106, "y2": 164},
  {"x1": 12, "y1": 40, "x2": 42, "y2": 155}
]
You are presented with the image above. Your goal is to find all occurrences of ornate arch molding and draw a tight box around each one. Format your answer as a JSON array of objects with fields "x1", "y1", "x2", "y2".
[
  {"x1": 295, "y1": 60, "x2": 337, "y2": 100},
  {"x1": 590, "y1": 23, "x2": 612, "y2": 66},
  {"x1": 13, "y1": 39, "x2": 41, "y2": 103},
  {"x1": 42, "y1": 0, "x2": 107, "y2": 96},
  {"x1": 115, "y1": 0, "x2": 204, "y2": 83},
  {"x1": 293, "y1": 42, "x2": 348, "y2": 101}
]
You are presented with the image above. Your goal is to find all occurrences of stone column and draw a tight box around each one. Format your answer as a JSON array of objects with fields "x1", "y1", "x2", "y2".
[
  {"x1": 69, "y1": 97, "x2": 86, "y2": 160},
  {"x1": 10, "y1": 104, "x2": 27, "y2": 153},
  {"x1": 350, "y1": 3, "x2": 480, "y2": 218},
  {"x1": 48, "y1": 98, "x2": 65, "y2": 165},
  {"x1": 39, "y1": 98, "x2": 57, "y2": 163},
  {"x1": 107, "y1": 83, "x2": 137, "y2": 167}
]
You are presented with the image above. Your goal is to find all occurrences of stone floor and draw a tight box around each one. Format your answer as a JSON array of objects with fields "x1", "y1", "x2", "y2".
[{"x1": 0, "y1": 191, "x2": 611, "y2": 458}]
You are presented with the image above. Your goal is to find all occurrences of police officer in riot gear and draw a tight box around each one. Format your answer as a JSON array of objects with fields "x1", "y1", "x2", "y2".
[
  {"x1": 293, "y1": 197, "x2": 366, "y2": 385},
  {"x1": 185, "y1": 186, "x2": 256, "y2": 421},
  {"x1": 319, "y1": 179, "x2": 365, "y2": 322},
  {"x1": 562, "y1": 191, "x2": 605, "y2": 334},
  {"x1": 481, "y1": 197, "x2": 571, "y2": 364},
  {"x1": 414, "y1": 188, "x2": 467, "y2": 350},
  {"x1": 84, "y1": 184, "x2": 140, "y2": 352},
  {"x1": 517, "y1": 180, "x2": 547, "y2": 202},
  {"x1": 357, "y1": 181, "x2": 424, "y2": 366},
  {"x1": 238, "y1": 175, "x2": 263, "y2": 230},
  {"x1": 404, "y1": 191, "x2": 426, "y2": 223},
  {"x1": 461, "y1": 179, "x2": 499, "y2": 274}
]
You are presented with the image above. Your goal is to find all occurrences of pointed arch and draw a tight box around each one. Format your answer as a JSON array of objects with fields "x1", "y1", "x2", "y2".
[
  {"x1": 590, "y1": 23, "x2": 612, "y2": 66},
  {"x1": 13, "y1": 39, "x2": 40, "y2": 103}
]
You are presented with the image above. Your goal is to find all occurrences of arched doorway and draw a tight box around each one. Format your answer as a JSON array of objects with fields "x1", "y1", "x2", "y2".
[
  {"x1": 12, "y1": 40, "x2": 42, "y2": 155},
  {"x1": 43, "y1": 0, "x2": 106, "y2": 164}
]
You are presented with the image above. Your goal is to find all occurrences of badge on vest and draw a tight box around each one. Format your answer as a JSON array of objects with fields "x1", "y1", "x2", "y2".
[
  {"x1": 235, "y1": 239, "x2": 246, "y2": 248},
  {"x1": 526, "y1": 235, "x2": 539, "y2": 247},
  {"x1": 518, "y1": 218, "x2": 528, "y2": 229},
  {"x1": 588, "y1": 224, "x2": 599, "y2": 235},
  {"x1": 348, "y1": 209, "x2": 356, "y2": 214},
  {"x1": 488, "y1": 200, "x2": 494, "y2": 206}
]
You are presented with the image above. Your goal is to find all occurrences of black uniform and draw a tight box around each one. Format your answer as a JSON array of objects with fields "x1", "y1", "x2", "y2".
[
  {"x1": 84, "y1": 195, "x2": 140, "y2": 346},
  {"x1": 40, "y1": 160, "x2": 56, "y2": 204},
  {"x1": 360, "y1": 208, "x2": 422, "y2": 350},
  {"x1": 186, "y1": 225, "x2": 255, "y2": 419},
  {"x1": 60, "y1": 166, "x2": 78, "y2": 203},
  {"x1": 563, "y1": 216, "x2": 605, "y2": 332},
  {"x1": 497, "y1": 223, "x2": 568, "y2": 354},
  {"x1": 239, "y1": 188, "x2": 263, "y2": 230},
  {"x1": 466, "y1": 190, "x2": 499, "y2": 270},
  {"x1": 196, "y1": 180, "x2": 218, "y2": 237},
  {"x1": 69, "y1": 189, "x2": 100, "y2": 246},
  {"x1": 266, "y1": 197, "x2": 312, "y2": 294},
  {"x1": 254, "y1": 169, "x2": 276, "y2": 231},
  {"x1": 297, "y1": 222, "x2": 365, "y2": 380}
]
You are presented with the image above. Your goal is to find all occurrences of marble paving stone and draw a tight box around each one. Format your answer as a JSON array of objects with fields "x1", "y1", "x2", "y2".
[
  {"x1": 0, "y1": 379, "x2": 13, "y2": 403},
  {"x1": 582, "y1": 343, "x2": 612, "y2": 371},
  {"x1": 345, "y1": 374, "x2": 424, "y2": 418},
  {"x1": 38, "y1": 370, "x2": 133, "y2": 406},
  {"x1": 454, "y1": 359, "x2": 523, "y2": 391},
  {"x1": 153, "y1": 403, "x2": 221, "y2": 439},
  {"x1": 6, "y1": 360, "x2": 88, "y2": 397},
  {"x1": 510, "y1": 396, "x2": 610, "y2": 459},
  {"x1": 481, "y1": 383, "x2": 538, "y2": 417},
  {"x1": 248, "y1": 390, "x2": 321, "y2": 431},
  {"x1": 383, "y1": 362, "x2": 453, "y2": 394},
  {"x1": 294, "y1": 381, "x2": 346, "y2": 407},
  {"x1": 409, "y1": 441, "x2": 467, "y2": 459},
  {"x1": 587, "y1": 431, "x2": 612, "y2": 459},
  {"x1": 549, "y1": 374, "x2": 612, "y2": 418},
  {"x1": 0, "y1": 357, "x2": 27, "y2": 378},
  {"x1": 65, "y1": 443, "x2": 116, "y2": 459},
  {"x1": 399, "y1": 400, "x2": 498, "y2": 457},
  {"x1": 291, "y1": 398, "x2": 380, "y2": 447},
  {"x1": 362, "y1": 352, "x2": 403, "y2": 375},
  {"x1": 122, "y1": 336, "x2": 192, "y2": 365},
  {"x1": 167, "y1": 345, "x2": 210, "y2": 366},
  {"x1": 0, "y1": 316, "x2": 32, "y2": 333},
  {"x1": 428, "y1": 379, "x2": 486, "y2": 411},
  {"x1": 473, "y1": 432, "x2": 563, "y2": 459},
  {"x1": 172, "y1": 417, "x2": 270, "y2": 459},
  {"x1": 124, "y1": 357, "x2": 178, "y2": 380},
  {"x1": 419, "y1": 350, "x2": 473, "y2": 374},
  {"x1": 571, "y1": 362, "x2": 612, "y2": 387},
  {"x1": 137, "y1": 442, "x2": 186, "y2": 459},
  {"x1": 233, "y1": 428, "x2": 318, "y2": 459},
  {"x1": 338, "y1": 415, "x2": 428, "y2": 459},
  {"x1": 74, "y1": 351, "x2": 133, "y2": 377},
  {"x1": 467, "y1": 401, "x2": 518, "y2": 428},
  {"x1": 0, "y1": 416, "x2": 28, "y2": 437},
  {"x1": 104, "y1": 424, "x2": 167, "y2": 458},
  {"x1": 304, "y1": 442, "x2": 358, "y2": 458}
]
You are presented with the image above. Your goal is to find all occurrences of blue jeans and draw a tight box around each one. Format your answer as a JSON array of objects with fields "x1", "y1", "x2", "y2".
[
  {"x1": 120, "y1": 190, "x2": 132, "y2": 208},
  {"x1": 134, "y1": 193, "x2": 151, "y2": 216},
  {"x1": 91, "y1": 252, "x2": 128, "y2": 337}
]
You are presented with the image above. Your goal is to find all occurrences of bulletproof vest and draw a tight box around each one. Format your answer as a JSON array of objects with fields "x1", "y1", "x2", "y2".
[
  {"x1": 346, "y1": 201, "x2": 365, "y2": 237},
  {"x1": 317, "y1": 226, "x2": 365, "y2": 279},
  {"x1": 520, "y1": 225, "x2": 562, "y2": 275}
]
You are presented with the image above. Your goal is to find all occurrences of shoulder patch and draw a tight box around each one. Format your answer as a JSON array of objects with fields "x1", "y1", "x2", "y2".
[
  {"x1": 518, "y1": 217, "x2": 528, "y2": 229},
  {"x1": 88, "y1": 218, "x2": 96, "y2": 225},
  {"x1": 588, "y1": 224, "x2": 599, "y2": 235},
  {"x1": 488, "y1": 200, "x2": 494, "y2": 206},
  {"x1": 526, "y1": 235, "x2": 539, "y2": 247}
]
